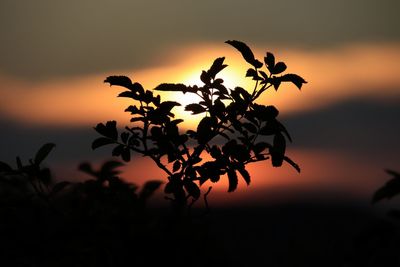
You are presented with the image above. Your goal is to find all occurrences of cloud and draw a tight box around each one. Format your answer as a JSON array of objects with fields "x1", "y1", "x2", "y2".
[
  {"x1": 1, "y1": 0, "x2": 400, "y2": 80},
  {"x1": 283, "y1": 96, "x2": 400, "y2": 157}
]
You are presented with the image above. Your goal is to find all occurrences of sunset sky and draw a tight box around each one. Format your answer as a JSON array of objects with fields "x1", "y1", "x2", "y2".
[{"x1": 1, "y1": 0, "x2": 400, "y2": 206}]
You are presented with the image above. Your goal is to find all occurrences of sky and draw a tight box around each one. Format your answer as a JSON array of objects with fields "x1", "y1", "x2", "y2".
[{"x1": 1, "y1": 0, "x2": 400, "y2": 207}]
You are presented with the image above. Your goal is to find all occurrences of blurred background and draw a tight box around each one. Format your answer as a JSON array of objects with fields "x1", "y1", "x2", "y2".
[{"x1": 1, "y1": 0, "x2": 400, "y2": 208}]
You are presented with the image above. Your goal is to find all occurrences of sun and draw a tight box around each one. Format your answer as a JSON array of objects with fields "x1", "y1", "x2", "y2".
[{"x1": 162, "y1": 67, "x2": 251, "y2": 129}]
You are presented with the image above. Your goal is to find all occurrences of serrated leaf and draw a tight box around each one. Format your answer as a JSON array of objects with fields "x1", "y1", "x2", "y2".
[
  {"x1": 227, "y1": 168, "x2": 238, "y2": 192},
  {"x1": 154, "y1": 83, "x2": 191, "y2": 93},
  {"x1": 104, "y1": 76, "x2": 133, "y2": 88},
  {"x1": 34, "y1": 143, "x2": 56, "y2": 165},
  {"x1": 118, "y1": 91, "x2": 136, "y2": 98},
  {"x1": 92, "y1": 137, "x2": 114, "y2": 150},
  {"x1": 281, "y1": 74, "x2": 307, "y2": 90},
  {"x1": 246, "y1": 68, "x2": 263, "y2": 81},
  {"x1": 185, "y1": 103, "x2": 207, "y2": 115},
  {"x1": 225, "y1": 40, "x2": 263, "y2": 68},
  {"x1": 271, "y1": 62, "x2": 287, "y2": 75},
  {"x1": 208, "y1": 57, "x2": 227, "y2": 79},
  {"x1": 94, "y1": 121, "x2": 118, "y2": 140},
  {"x1": 265, "y1": 52, "x2": 275, "y2": 70}
]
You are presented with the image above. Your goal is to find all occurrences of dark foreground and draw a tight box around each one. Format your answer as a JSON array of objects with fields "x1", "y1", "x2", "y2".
[{"x1": 1, "y1": 196, "x2": 399, "y2": 267}]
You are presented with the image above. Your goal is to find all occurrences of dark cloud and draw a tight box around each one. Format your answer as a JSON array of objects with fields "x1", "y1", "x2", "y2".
[
  {"x1": 1, "y1": 93, "x2": 399, "y2": 168},
  {"x1": 1, "y1": 0, "x2": 400, "y2": 80},
  {"x1": 0, "y1": 118, "x2": 105, "y2": 164},
  {"x1": 283, "y1": 95, "x2": 400, "y2": 158}
]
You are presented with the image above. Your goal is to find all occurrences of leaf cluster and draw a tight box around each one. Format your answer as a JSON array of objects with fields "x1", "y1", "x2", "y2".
[
  {"x1": 0, "y1": 144, "x2": 161, "y2": 207},
  {"x1": 93, "y1": 40, "x2": 306, "y2": 209}
]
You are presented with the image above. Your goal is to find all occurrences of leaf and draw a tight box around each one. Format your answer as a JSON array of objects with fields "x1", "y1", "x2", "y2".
[
  {"x1": 227, "y1": 168, "x2": 238, "y2": 192},
  {"x1": 100, "y1": 160, "x2": 124, "y2": 176},
  {"x1": 372, "y1": 170, "x2": 400, "y2": 204},
  {"x1": 185, "y1": 103, "x2": 207, "y2": 115},
  {"x1": 264, "y1": 52, "x2": 275, "y2": 69},
  {"x1": 125, "y1": 105, "x2": 141, "y2": 115},
  {"x1": 271, "y1": 62, "x2": 287, "y2": 75},
  {"x1": 112, "y1": 144, "x2": 124, "y2": 157},
  {"x1": 154, "y1": 83, "x2": 191, "y2": 93},
  {"x1": 270, "y1": 77, "x2": 282, "y2": 90},
  {"x1": 281, "y1": 74, "x2": 307, "y2": 90},
  {"x1": 92, "y1": 137, "x2": 114, "y2": 150},
  {"x1": 121, "y1": 147, "x2": 131, "y2": 162},
  {"x1": 78, "y1": 162, "x2": 95, "y2": 176},
  {"x1": 284, "y1": 156, "x2": 300, "y2": 173},
  {"x1": 210, "y1": 145, "x2": 222, "y2": 159},
  {"x1": 259, "y1": 123, "x2": 276, "y2": 136},
  {"x1": 237, "y1": 166, "x2": 250, "y2": 185},
  {"x1": 34, "y1": 143, "x2": 56, "y2": 165},
  {"x1": 118, "y1": 91, "x2": 136, "y2": 98},
  {"x1": 253, "y1": 142, "x2": 270, "y2": 154},
  {"x1": 121, "y1": 132, "x2": 129, "y2": 143},
  {"x1": 200, "y1": 70, "x2": 211, "y2": 85},
  {"x1": 173, "y1": 160, "x2": 181, "y2": 172},
  {"x1": 139, "y1": 180, "x2": 163, "y2": 200},
  {"x1": 207, "y1": 57, "x2": 227, "y2": 79},
  {"x1": 159, "y1": 101, "x2": 181, "y2": 112},
  {"x1": 246, "y1": 68, "x2": 263, "y2": 81},
  {"x1": 94, "y1": 121, "x2": 118, "y2": 140},
  {"x1": 184, "y1": 180, "x2": 201, "y2": 199},
  {"x1": 225, "y1": 40, "x2": 263, "y2": 68},
  {"x1": 104, "y1": 76, "x2": 133, "y2": 88},
  {"x1": 270, "y1": 133, "x2": 286, "y2": 167},
  {"x1": 197, "y1": 116, "x2": 216, "y2": 144}
]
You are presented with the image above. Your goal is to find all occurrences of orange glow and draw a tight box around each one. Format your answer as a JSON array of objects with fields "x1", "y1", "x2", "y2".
[
  {"x1": 1, "y1": 42, "x2": 400, "y2": 128},
  {"x1": 56, "y1": 148, "x2": 383, "y2": 206}
]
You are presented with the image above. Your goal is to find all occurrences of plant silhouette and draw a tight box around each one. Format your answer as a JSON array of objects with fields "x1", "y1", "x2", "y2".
[
  {"x1": 93, "y1": 40, "x2": 306, "y2": 211},
  {"x1": 372, "y1": 169, "x2": 400, "y2": 219}
]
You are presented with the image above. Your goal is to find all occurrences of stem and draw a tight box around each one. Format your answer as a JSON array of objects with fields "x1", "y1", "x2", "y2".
[{"x1": 203, "y1": 186, "x2": 212, "y2": 215}]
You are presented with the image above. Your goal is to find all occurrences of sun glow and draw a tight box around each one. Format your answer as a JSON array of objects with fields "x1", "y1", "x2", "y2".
[
  {"x1": 1, "y1": 42, "x2": 400, "y2": 127},
  {"x1": 162, "y1": 62, "x2": 254, "y2": 129}
]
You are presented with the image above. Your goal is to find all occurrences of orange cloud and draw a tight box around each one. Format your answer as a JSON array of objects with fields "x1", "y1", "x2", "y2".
[{"x1": 1, "y1": 42, "x2": 400, "y2": 128}]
